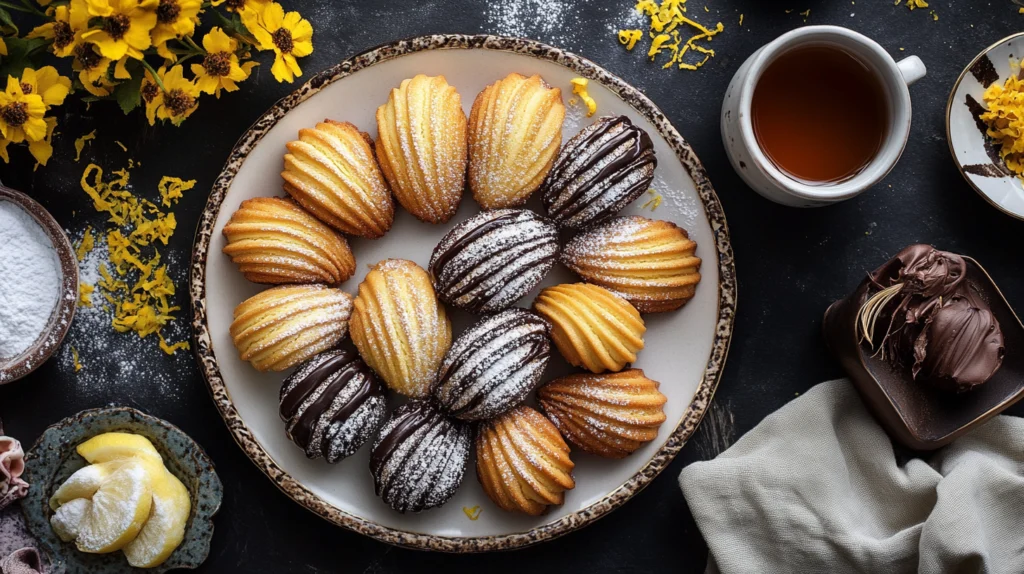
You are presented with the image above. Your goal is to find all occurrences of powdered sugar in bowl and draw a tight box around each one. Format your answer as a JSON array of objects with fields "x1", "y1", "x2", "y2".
[{"x1": 0, "y1": 185, "x2": 79, "y2": 384}]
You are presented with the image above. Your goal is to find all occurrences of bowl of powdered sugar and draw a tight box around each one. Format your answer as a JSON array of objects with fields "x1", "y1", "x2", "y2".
[{"x1": 0, "y1": 185, "x2": 78, "y2": 384}]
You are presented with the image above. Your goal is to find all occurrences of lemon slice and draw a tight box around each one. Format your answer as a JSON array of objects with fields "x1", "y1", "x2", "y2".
[
  {"x1": 50, "y1": 498, "x2": 91, "y2": 542},
  {"x1": 49, "y1": 461, "x2": 126, "y2": 510},
  {"x1": 123, "y1": 469, "x2": 191, "y2": 568},
  {"x1": 75, "y1": 461, "x2": 154, "y2": 553},
  {"x1": 76, "y1": 432, "x2": 163, "y2": 465}
]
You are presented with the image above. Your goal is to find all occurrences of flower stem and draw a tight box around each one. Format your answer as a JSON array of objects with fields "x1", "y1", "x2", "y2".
[
  {"x1": 183, "y1": 35, "x2": 203, "y2": 53},
  {"x1": 139, "y1": 59, "x2": 167, "y2": 93}
]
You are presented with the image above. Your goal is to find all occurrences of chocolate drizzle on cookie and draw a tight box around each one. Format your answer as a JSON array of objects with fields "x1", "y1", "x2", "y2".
[
  {"x1": 541, "y1": 115, "x2": 656, "y2": 230},
  {"x1": 369, "y1": 401, "x2": 471, "y2": 513},
  {"x1": 279, "y1": 348, "x2": 387, "y2": 463},
  {"x1": 435, "y1": 308, "x2": 552, "y2": 421},
  {"x1": 429, "y1": 209, "x2": 559, "y2": 314}
]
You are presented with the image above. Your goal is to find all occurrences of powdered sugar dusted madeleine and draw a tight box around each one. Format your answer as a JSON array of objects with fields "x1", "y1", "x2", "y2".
[
  {"x1": 476, "y1": 405, "x2": 575, "y2": 516},
  {"x1": 562, "y1": 216, "x2": 701, "y2": 313},
  {"x1": 468, "y1": 73, "x2": 565, "y2": 209},
  {"x1": 282, "y1": 120, "x2": 394, "y2": 238},
  {"x1": 230, "y1": 285, "x2": 354, "y2": 372},
  {"x1": 375, "y1": 75, "x2": 467, "y2": 223},
  {"x1": 349, "y1": 259, "x2": 452, "y2": 398},
  {"x1": 538, "y1": 369, "x2": 667, "y2": 459},
  {"x1": 533, "y1": 283, "x2": 645, "y2": 373},
  {"x1": 222, "y1": 197, "x2": 356, "y2": 285}
]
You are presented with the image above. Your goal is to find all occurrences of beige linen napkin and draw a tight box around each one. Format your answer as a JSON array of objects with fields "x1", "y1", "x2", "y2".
[{"x1": 679, "y1": 379, "x2": 1024, "y2": 574}]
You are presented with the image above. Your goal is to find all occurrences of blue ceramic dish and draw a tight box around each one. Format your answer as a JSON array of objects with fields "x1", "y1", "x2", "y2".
[{"x1": 20, "y1": 407, "x2": 222, "y2": 573}]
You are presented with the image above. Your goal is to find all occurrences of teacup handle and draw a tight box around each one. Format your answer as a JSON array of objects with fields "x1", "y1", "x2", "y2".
[{"x1": 897, "y1": 56, "x2": 926, "y2": 86}]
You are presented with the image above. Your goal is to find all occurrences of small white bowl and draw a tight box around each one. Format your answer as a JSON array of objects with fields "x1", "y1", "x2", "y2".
[
  {"x1": 947, "y1": 31, "x2": 1024, "y2": 221},
  {"x1": 0, "y1": 186, "x2": 79, "y2": 384}
]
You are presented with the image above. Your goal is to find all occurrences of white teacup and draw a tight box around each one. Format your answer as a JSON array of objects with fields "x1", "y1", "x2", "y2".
[{"x1": 721, "y1": 26, "x2": 926, "y2": 207}]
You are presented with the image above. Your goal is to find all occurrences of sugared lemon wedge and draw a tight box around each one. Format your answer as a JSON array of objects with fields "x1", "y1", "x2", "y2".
[
  {"x1": 50, "y1": 498, "x2": 91, "y2": 542},
  {"x1": 74, "y1": 461, "x2": 154, "y2": 554},
  {"x1": 76, "y1": 432, "x2": 163, "y2": 465},
  {"x1": 50, "y1": 461, "x2": 125, "y2": 510},
  {"x1": 123, "y1": 469, "x2": 191, "y2": 568}
]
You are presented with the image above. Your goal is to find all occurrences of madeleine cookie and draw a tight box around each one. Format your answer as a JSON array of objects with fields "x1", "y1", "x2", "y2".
[
  {"x1": 476, "y1": 406, "x2": 575, "y2": 516},
  {"x1": 376, "y1": 75, "x2": 467, "y2": 223},
  {"x1": 230, "y1": 285, "x2": 354, "y2": 372},
  {"x1": 429, "y1": 209, "x2": 559, "y2": 314},
  {"x1": 349, "y1": 259, "x2": 452, "y2": 398},
  {"x1": 468, "y1": 73, "x2": 565, "y2": 209},
  {"x1": 538, "y1": 369, "x2": 667, "y2": 459},
  {"x1": 282, "y1": 120, "x2": 394, "y2": 238},
  {"x1": 370, "y1": 401, "x2": 471, "y2": 513},
  {"x1": 541, "y1": 116, "x2": 656, "y2": 230},
  {"x1": 562, "y1": 216, "x2": 701, "y2": 312},
  {"x1": 533, "y1": 283, "x2": 645, "y2": 373},
  {"x1": 434, "y1": 308, "x2": 551, "y2": 421},
  {"x1": 222, "y1": 197, "x2": 356, "y2": 285},
  {"x1": 279, "y1": 349, "x2": 387, "y2": 463}
]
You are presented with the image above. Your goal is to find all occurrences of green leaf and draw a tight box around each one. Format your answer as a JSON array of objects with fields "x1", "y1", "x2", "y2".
[
  {"x1": 0, "y1": 7, "x2": 18, "y2": 35},
  {"x1": 115, "y1": 71, "x2": 144, "y2": 114},
  {"x1": 0, "y1": 36, "x2": 50, "y2": 79}
]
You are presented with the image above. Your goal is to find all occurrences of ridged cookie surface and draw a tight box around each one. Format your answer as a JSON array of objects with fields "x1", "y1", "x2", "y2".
[
  {"x1": 538, "y1": 369, "x2": 667, "y2": 459},
  {"x1": 230, "y1": 285, "x2": 354, "y2": 372},
  {"x1": 282, "y1": 120, "x2": 394, "y2": 238},
  {"x1": 468, "y1": 73, "x2": 565, "y2": 209},
  {"x1": 562, "y1": 216, "x2": 701, "y2": 312},
  {"x1": 376, "y1": 75, "x2": 467, "y2": 223},
  {"x1": 222, "y1": 197, "x2": 356, "y2": 285},
  {"x1": 533, "y1": 283, "x2": 645, "y2": 373},
  {"x1": 349, "y1": 259, "x2": 452, "y2": 398},
  {"x1": 476, "y1": 406, "x2": 575, "y2": 516}
]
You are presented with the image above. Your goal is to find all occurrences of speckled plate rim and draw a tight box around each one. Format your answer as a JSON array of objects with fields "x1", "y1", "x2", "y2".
[
  {"x1": 189, "y1": 33, "x2": 737, "y2": 553},
  {"x1": 945, "y1": 31, "x2": 1024, "y2": 222},
  {"x1": 0, "y1": 185, "x2": 79, "y2": 385}
]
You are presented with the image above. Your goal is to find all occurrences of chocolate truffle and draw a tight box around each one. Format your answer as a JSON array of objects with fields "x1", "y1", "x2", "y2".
[
  {"x1": 429, "y1": 209, "x2": 558, "y2": 314},
  {"x1": 541, "y1": 115, "x2": 657, "y2": 230},
  {"x1": 279, "y1": 349, "x2": 387, "y2": 463},
  {"x1": 912, "y1": 295, "x2": 1005, "y2": 393},
  {"x1": 434, "y1": 308, "x2": 551, "y2": 421},
  {"x1": 369, "y1": 401, "x2": 471, "y2": 513}
]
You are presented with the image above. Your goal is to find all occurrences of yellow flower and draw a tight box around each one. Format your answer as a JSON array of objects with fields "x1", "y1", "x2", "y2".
[
  {"x1": 151, "y1": 0, "x2": 201, "y2": 60},
  {"x1": 19, "y1": 67, "x2": 72, "y2": 108},
  {"x1": 81, "y1": 0, "x2": 158, "y2": 61},
  {"x1": 242, "y1": 2, "x2": 312, "y2": 83},
  {"x1": 27, "y1": 3, "x2": 87, "y2": 57},
  {"x1": 146, "y1": 65, "x2": 199, "y2": 126},
  {"x1": 73, "y1": 43, "x2": 115, "y2": 97},
  {"x1": 211, "y1": 0, "x2": 266, "y2": 13},
  {"x1": 141, "y1": 65, "x2": 163, "y2": 125},
  {"x1": 0, "y1": 78, "x2": 47, "y2": 143},
  {"x1": 191, "y1": 27, "x2": 257, "y2": 97},
  {"x1": 29, "y1": 117, "x2": 58, "y2": 167}
]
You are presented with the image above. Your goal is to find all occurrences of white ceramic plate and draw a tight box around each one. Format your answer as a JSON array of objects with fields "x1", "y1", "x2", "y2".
[
  {"x1": 947, "y1": 31, "x2": 1024, "y2": 220},
  {"x1": 191, "y1": 34, "x2": 736, "y2": 552}
]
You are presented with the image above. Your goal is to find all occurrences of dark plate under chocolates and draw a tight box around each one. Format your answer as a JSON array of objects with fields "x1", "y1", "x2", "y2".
[{"x1": 824, "y1": 257, "x2": 1024, "y2": 450}]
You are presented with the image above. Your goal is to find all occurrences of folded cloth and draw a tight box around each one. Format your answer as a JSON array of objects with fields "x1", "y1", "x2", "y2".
[
  {"x1": 679, "y1": 379, "x2": 1024, "y2": 574},
  {"x1": 0, "y1": 548, "x2": 43, "y2": 574},
  {"x1": 0, "y1": 422, "x2": 28, "y2": 511}
]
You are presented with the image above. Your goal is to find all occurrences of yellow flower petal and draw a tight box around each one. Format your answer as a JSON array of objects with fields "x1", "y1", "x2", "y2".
[
  {"x1": 262, "y1": 2, "x2": 284, "y2": 30},
  {"x1": 270, "y1": 53, "x2": 293, "y2": 83}
]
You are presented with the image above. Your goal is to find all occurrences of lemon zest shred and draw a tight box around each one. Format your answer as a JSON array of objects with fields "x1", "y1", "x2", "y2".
[
  {"x1": 626, "y1": 0, "x2": 723, "y2": 72},
  {"x1": 78, "y1": 283, "x2": 95, "y2": 307},
  {"x1": 570, "y1": 78, "x2": 598, "y2": 117},
  {"x1": 74, "y1": 226, "x2": 95, "y2": 262},
  {"x1": 618, "y1": 29, "x2": 643, "y2": 50},
  {"x1": 74, "y1": 130, "x2": 96, "y2": 162},
  {"x1": 115, "y1": 141, "x2": 127, "y2": 152},
  {"x1": 72, "y1": 346, "x2": 83, "y2": 372},
  {"x1": 980, "y1": 73, "x2": 1024, "y2": 183}
]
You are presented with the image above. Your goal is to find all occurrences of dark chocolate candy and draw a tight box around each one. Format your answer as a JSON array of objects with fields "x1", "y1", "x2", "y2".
[
  {"x1": 429, "y1": 209, "x2": 558, "y2": 314},
  {"x1": 913, "y1": 295, "x2": 1005, "y2": 393},
  {"x1": 541, "y1": 115, "x2": 656, "y2": 230},
  {"x1": 369, "y1": 401, "x2": 471, "y2": 513},
  {"x1": 434, "y1": 308, "x2": 551, "y2": 421},
  {"x1": 279, "y1": 348, "x2": 387, "y2": 463}
]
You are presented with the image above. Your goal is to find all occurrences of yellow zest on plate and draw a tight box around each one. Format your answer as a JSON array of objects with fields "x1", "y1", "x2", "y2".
[
  {"x1": 641, "y1": 188, "x2": 663, "y2": 210},
  {"x1": 570, "y1": 78, "x2": 598, "y2": 117},
  {"x1": 77, "y1": 162, "x2": 193, "y2": 354},
  {"x1": 623, "y1": 0, "x2": 724, "y2": 71},
  {"x1": 462, "y1": 505, "x2": 482, "y2": 520},
  {"x1": 980, "y1": 72, "x2": 1024, "y2": 182}
]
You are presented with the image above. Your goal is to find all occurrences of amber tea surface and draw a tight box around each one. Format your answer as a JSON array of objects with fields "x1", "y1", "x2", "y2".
[{"x1": 752, "y1": 45, "x2": 889, "y2": 184}]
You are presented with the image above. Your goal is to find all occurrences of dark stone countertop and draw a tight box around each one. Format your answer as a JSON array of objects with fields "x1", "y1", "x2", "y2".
[{"x1": 1, "y1": 1, "x2": 1022, "y2": 572}]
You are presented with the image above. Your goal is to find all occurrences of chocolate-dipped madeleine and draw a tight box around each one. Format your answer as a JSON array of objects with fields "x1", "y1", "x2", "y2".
[
  {"x1": 429, "y1": 209, "x2": 559, "y2": 314},
  {"x1": 370, "y1": 402, "x2": 471, "y2": 513},
  {"x1": 435, "y1": 308, "x2": 551, "y2": 421},
  {"x1": 541, "y1": 115, "x2": 657, "y2": 230},
  {"x1": 279, "y1": 349, "x2": 387, "y2": 463}
]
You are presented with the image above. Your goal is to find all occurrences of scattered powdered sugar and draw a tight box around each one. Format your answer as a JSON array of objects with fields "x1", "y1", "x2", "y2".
[
  {"x1": 484, "y1": 0, "x2": 610, "y2": 48},
  {"x1": 0, "y1": 200, "x2": 61, "y2": 361},
  {"x1": 49, "y1": 497, "x2": 90, "y2": 542},
  {"x1": 74, "y1": 462, "x2": 149, "y2": 550}
]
